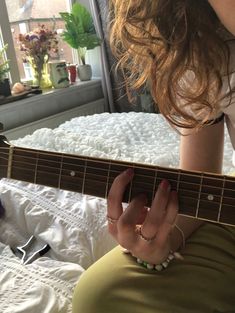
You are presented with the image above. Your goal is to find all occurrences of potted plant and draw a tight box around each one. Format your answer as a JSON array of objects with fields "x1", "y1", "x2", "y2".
[
  {"x1": 0, "y1": 44, "x2": 11, "y2": 98},
  {"x1": 60, "y1": 3, "x2": 101, "y2": 81}
]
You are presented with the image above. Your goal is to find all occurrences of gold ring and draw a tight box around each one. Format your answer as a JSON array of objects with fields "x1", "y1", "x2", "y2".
[
  {"x1": 137, "y1": 226, "x2": 156, "y2": 243},
  {"x1": 107, "y1": 215, "x2": 118, "y2": 225}
]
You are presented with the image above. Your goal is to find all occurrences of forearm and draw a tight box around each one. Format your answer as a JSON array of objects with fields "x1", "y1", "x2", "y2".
[
  {"x1": 171, "y1": 120, "x2": 224, "y2": 250},
  {"x1": 208, "y1": 0, "x2": 235, "y2": 36}
]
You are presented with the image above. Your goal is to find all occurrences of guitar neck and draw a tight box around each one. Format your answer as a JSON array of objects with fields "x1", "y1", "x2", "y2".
[{"x1": 0, "y1": 136, "x2": 235, "y2": 227}]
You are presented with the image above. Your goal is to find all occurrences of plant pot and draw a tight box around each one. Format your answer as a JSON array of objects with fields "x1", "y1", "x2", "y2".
[
  {"x1": 0, "y1": 78, "x2": 11, "y2": 97},
  {"x1": 77, "y1": 64, "x2": 92, "y2": 81}
]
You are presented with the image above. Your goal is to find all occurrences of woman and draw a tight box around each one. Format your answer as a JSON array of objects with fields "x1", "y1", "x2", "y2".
[{"x1": 73, "y1": 1, "x2": 235, "y2": 312}]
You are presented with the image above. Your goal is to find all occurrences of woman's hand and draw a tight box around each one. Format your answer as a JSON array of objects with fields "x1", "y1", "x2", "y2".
[{"x1": 107, "y1": 168, "x2": 179, "y2": 265}]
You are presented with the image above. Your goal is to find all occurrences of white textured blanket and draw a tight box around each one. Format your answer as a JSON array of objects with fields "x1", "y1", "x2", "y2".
[
  {"x1": 11, "y1": 112, "x2": 235, "y2": 173},
  {"x1": 0, "y1": 112, "x2": 234, "y2": 312}
]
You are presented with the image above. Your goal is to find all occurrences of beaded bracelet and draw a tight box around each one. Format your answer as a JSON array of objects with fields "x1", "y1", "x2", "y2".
[
  {"x1": 122, "y1": 249, "x2": 183, "y2": 271},
  {"x1": 137, "y1": 252, "x2": 175, "y2": 271}
]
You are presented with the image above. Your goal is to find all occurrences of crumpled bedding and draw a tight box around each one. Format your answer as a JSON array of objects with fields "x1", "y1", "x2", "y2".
[
  {"x1": 0, "y1": 112, "x2": 234, "y2": 312},
  {"x1": 0, "y1": 179, "x2": 116, "y2": 313}
]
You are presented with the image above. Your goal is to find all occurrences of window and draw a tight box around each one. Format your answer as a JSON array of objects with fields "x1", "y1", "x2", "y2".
[
  {"x1": 19, "y1": 23, "x2": 28, "y2": 35},
  {"x1": 0, "y1": 0, "x2": 74, "y2": 83},
  {"x1": 23, "y1": 62, "x2": 33, "y2": 80}
]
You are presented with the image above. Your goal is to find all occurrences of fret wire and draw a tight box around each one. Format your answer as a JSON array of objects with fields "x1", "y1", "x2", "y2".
[
  {"x1": 33, "y1": 152, "x2": 39, "y2": 184},
  {"x1": 0, "y1": 147, "x2": 217, "y2": 177},
  {"x1": 128, "y1": 165, "x2": 135, "y2": 203},
  {"x1": 2, "y1": 147, "x2": 235, "y2": 187},
  {"x1": 176, "y1": 170, "x2": 181, "y2": 192},
  {"x1": 7, "y1": 145, "x2": 14, "y2": 179},
  {"x1": 151, "y1": 168, "x2": 158, "y2": 202},
  {"x1": 7, "y1": 163, "x2": 235, "y2": 208},
  {"x1": 105, "y1": 161, "x2": 111, "y2": 199},
  {"x1": 3, "y1": 148, "x2": 235, "y2": 198},
  {"x1": 82, "y1": 159, "x2": 87, "y2": 194},
  {"x1": 58, "y1": 154, "x2": 64, "y2": 189},
  {"x1": 7, "y1": 161, "x2": 235, "y2": 201},
  {"x1": 217, "y1": 176, "x2": 226, "y2": 222},
  {"x1": 8, "y1": 154, "x2": 224, "y2": 190},
  {"x1": 196, "y1": 173, "x2": 204, "y2": 218},
  {"x1": 12, "y1": 168, "x2": 235, "y2": 211}
]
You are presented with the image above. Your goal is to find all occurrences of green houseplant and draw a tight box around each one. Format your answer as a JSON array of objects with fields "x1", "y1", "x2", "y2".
[
  {"x1": 0, "y1": 44, "x2": 11, "y2": 97},
  {"x1": 60, "y1": 2, "x2": 101, "y2": 81}
]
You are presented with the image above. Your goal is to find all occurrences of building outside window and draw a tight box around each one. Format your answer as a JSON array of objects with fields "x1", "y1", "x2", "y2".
[{"x1": 1, "y1": 0, "x2": 73, "y2": 83}]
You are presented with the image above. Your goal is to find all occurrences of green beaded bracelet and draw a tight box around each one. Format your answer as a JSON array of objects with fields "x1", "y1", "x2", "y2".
[{"x1": 122, "y1": 248, "x2": 183, "y2": 271}]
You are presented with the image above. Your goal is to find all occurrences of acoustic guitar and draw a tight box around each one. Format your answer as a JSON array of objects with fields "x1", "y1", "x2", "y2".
[{"x1": 0, "y1": 135, "x2": 234, "y2": 226}]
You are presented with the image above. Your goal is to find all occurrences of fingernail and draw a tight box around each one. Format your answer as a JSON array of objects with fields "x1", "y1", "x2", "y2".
[
  {"x1": 160, "y1": 179, "x2": 171, "y2": 192},
  {"x1": 125, "y1": 168, "x2": 134, "y2": 176}
]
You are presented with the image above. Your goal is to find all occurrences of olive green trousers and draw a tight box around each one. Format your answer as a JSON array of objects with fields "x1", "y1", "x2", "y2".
[{"x1": 73, "y1": 223, "x2": 235, "y2": 313}]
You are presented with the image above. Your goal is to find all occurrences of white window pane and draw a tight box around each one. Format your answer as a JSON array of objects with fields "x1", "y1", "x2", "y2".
[
  {"x1": 19, "y1": 23, "x2": 27, "y2": 35},
  {"x1": 4, "y1": 0, "x2": 73, "y2": 82}
]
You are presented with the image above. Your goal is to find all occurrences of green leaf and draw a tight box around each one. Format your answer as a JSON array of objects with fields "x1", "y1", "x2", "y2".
[
  {"x1": 72, "y1": 3, "x2": 93, "y2": 33},
  {"x1": 59, "y1": 2, "x2": 101, "y2": 61}
]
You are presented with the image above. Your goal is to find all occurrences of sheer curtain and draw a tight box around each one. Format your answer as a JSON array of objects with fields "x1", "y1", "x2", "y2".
[
  {"x1": 89, "y1": 0, "x2": 115, "y2": 112},
  {"x1": 90, "y1": 0, "x2": 157, "y2": 113}
]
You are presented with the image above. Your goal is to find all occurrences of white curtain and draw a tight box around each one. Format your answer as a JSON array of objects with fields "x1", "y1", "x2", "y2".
[{"x1": 89, "y1": 0, "x2": 115, "y2": 112}]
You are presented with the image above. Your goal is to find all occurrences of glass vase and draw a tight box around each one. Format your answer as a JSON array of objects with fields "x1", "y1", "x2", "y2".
[{"x1": 30, "y1": 56, "x2": 52, "y2": 89}]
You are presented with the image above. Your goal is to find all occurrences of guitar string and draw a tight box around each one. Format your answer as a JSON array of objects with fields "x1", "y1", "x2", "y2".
[
  {"x1": 1, "y1": 160, "x2": 235, "y2": 208},
  {"x1": 0, "y1": 152, "x2": 233, "y2": 190},
  {"x1": 1, "y1": 148, "x2": 234, "y2": 185},
  {"x1": 0, "y1": 149, "x2": 235, "y2": 196},
  {"x1": 0, "y1": 153, "x2": 235, "y2": 199},
  {"x1": 0, "y1": 146, "x2": 232, "y2": 182}
]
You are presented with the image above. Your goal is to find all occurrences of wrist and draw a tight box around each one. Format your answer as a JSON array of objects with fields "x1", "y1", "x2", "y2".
[
  {"x1": 170, "y1": 224, "x2": 186, "y2": 252},
  {"x1": 170, "y1": 217, "x2": 205, "y2": 251}
]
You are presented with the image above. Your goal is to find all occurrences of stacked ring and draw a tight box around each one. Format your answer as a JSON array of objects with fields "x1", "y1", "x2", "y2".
[
  {"x1": 137, "y1": 225, "x2": 157, "y2": 243},
  {"x1": 106, "y1": 215, "x2": 118, "y2": 224}
]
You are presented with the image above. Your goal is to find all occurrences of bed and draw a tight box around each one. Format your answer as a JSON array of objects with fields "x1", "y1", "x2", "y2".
[{"x1": 0, "y1": 112, "x2": 234, "y2": 312}]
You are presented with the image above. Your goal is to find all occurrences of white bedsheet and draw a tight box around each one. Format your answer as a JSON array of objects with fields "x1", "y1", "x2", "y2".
[{"x1": 0, "y1": 112, "x2": 234, "y2": 312}]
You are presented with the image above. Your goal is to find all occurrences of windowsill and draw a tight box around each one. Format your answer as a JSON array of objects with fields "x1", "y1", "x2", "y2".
[
  {"x1": 41, "y1": 78, "x2": 101, "y2": 96},
  {"x1": 6, "y1": 78, "x2": 102, "y2": 107},
  {"x1": 1, "y1": 78, "x2": 105, "y2": 131}
]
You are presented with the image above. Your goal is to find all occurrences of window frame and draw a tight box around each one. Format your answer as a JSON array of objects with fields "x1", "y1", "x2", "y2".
[
  {"x1": 0, "y1": 1, "x2": 20, "y2": 84},
  {"x1": 0, "y1": 0, "x2": 73, "y2": 84}
]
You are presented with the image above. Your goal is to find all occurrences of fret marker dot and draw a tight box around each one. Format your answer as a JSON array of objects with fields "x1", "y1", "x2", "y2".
[
  {"x1": 208, "y1": 194, "x2": 214, "y2": 201},
  {"x1": 70, "y1": 171, "x2": 76, "y2": 177}
]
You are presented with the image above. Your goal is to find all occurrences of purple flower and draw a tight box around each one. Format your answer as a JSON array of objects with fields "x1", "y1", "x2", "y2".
[
  {"x1": 29, "y1": 34, "x2": 39, "y2": 41},
  {"x1": 40, "y1": 34, "x2": 47, "y2": 42}
]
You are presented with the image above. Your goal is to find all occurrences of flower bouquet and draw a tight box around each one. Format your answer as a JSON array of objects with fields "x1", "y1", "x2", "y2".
[{"x1": 19, "y1": 25, "x2": 58, "y2": 88}]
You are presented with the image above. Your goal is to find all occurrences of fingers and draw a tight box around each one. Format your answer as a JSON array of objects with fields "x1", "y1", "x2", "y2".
[
  {"x1": 107, "y1": 168, "x2": 134, "y2": 220},
  {"x1": 140, "y1": 179, "x2": 171, "y2": 240},
  {"x1": 117, "y1": 193, "x2": 147, "y2": 249},
  {"x1": 156, "y1": 191, "x2": 178, "y2": 246},
  {"x1": 164, "y1": 190, "x2": 178, "y2": 226},
  {"x1": 107, "y1": 172, "x2": 179, "y2": 264}
]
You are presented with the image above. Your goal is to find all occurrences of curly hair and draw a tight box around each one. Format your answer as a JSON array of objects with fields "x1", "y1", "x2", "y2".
[{"x1": 109, "y1": 0, "x2": 234, "y2": 129}]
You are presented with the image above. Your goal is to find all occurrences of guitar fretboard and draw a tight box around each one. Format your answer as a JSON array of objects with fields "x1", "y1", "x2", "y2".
[{"x1": 0, "y1": 141, "x2": 235, "y2": 226}]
